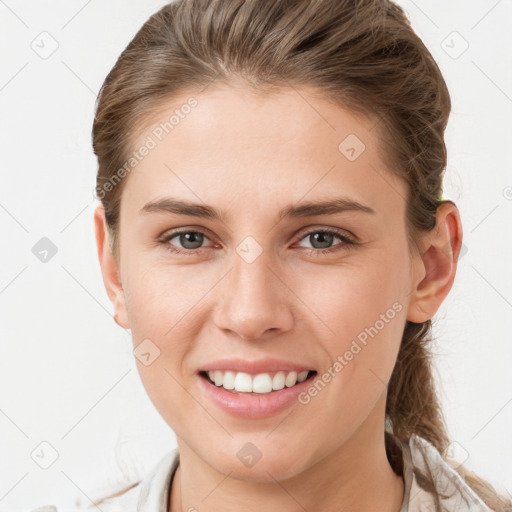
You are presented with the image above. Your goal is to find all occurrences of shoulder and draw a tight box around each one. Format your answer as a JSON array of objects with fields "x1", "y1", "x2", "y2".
[
  {"x1": 27, "y1": 484, "x2": 142, "y2": 512},
  {"x1": 401, "y1": 434, "x2": 494, "y2": 512},
  {"x1": 27, "y1": 447, "x2": 180, "y2": 512}
]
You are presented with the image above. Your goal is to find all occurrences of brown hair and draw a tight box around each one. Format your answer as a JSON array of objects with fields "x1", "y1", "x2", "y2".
[{"x1": 92, "y1": 0, "x2": 511, "y2": 510}]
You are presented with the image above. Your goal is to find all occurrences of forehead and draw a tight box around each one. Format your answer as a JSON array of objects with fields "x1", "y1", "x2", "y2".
[{"x1": 123, "y1": 83, "x2": 406, "y2": 220}]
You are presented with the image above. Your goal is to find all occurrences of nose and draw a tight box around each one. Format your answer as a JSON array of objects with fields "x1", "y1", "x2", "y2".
[{"x1": 213, "y1": 248, "x2": 294, "y2": 341}]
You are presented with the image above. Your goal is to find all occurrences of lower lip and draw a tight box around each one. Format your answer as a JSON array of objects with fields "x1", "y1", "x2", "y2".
[{"x1": 197, "y1": 372, "x2": 317, "y2": 419}]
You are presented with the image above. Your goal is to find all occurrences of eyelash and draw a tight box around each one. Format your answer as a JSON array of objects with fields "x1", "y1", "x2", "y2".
[{"x1": 158, "y1": 227, "x2": 356, "y2": 256}]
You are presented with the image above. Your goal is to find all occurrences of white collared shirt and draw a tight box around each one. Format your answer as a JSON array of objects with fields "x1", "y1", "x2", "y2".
[{"x1": 30, "y1": 434, "x2": 493, "y2": 512}]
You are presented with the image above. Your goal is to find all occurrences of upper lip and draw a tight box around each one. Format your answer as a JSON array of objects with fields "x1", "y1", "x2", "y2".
[{"x1": 199, "y1": 357, "x2": 315, "y2": 375}]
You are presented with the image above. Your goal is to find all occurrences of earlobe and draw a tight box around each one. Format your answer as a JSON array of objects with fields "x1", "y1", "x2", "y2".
[
  {"x1": 94, "y1": 205, "x2": 130, "y2": 329},
  {"x1": 406, "y1": 201, "x2": 463, "y2": 323}
]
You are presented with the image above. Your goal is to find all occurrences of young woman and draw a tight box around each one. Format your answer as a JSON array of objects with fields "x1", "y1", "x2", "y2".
[{"x1": 30, "y1": 0, "x2": 510, "y2": 511}]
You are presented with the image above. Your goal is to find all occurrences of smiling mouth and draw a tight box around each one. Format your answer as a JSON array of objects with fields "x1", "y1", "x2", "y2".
[{"x1": 199, "y1": 369, "x2": 317, "y2": 394}]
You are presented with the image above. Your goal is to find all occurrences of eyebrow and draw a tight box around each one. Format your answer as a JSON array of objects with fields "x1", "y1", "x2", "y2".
[{"x1": 140, "y1": 196, "x2": 376, "y2": 221}]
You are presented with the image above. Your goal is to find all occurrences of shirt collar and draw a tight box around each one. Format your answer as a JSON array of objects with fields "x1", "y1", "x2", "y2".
[
  {"x1": 137, "y1": 436, "x2": 491, "y2": 512},
  {"x1": 138, "y1": 448, "x2": 180, "y2": 512},
  {"x1": 400, "y1": 434, "x2": 492, "y2": 511}
]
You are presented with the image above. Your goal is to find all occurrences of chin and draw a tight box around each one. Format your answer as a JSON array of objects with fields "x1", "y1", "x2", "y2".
[{"x1": 201, "y1": 444, "x2": 308, "y2": 483}]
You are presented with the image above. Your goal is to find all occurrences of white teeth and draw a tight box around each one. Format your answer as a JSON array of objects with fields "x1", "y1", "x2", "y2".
[
  {"x1": 297, "y1": 370, "x2": 309, "y2": 383},
  {"x1": 205, "y1": 369, "x2": 312, "y2": 393},
  {"x1": 234, "y1": 372, "x2": 253, "y2": 392},
  {"x1": 252, "y1": 373, "x2": 273, "y2": 393},
  {"x1": 285, "y1": 371, "x2": 297, "y2": 387},
  {"x1": 272, "y1": 371, "x2": 285, "y2": 390},
  {"x1": 222, "y1": 371, "x2": 235, "y2": 390}
]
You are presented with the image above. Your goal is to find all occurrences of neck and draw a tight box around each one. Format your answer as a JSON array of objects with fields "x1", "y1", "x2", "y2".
[{"x1": 169, "y1": 395, "x2": 404, "y2": 512}]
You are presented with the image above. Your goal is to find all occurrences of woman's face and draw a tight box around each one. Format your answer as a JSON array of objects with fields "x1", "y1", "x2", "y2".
[{"x1": 99, "y1": 84, "x2": 425, "y2": 480}]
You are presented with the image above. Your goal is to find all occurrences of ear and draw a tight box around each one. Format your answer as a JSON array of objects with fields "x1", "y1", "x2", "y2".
[
  {"x1": 406, "y1": 201, "x2": 463, "y2": 323},
  {"x1": 94, "y1": 205, "x2": 130, "y2": 329}
]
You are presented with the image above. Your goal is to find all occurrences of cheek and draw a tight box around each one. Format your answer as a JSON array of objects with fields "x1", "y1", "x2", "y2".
[
  {"x1": 122, "y1": 255, "x2": 213, "y2": 338},
  {"x1": 292, "y1": 261, "x2": 407, "y2": 440},
  {"x1": 122, "y1": 262, "x2": 202, "y2": 426},
  {"x1": 301, "y1": 249, "x2": 408, "y2": 384},
  {"x1": 121, "y1": 258, "x2": 214, "y2": 409},
  {"x1": 306, "y1": 257, "x2": 405, "y2": 335}
]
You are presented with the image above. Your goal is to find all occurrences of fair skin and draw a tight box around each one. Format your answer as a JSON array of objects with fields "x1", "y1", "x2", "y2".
[{"x1": 95, "y1": 84, "x2": 462, "y2": 512}]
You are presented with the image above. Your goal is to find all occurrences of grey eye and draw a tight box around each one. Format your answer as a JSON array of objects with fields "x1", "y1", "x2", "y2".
[
  {"x1": 299, "y1": 231, "x2": 337, "y2": 249},
  {"x1": 172, "y1": 231, "x2": 205, "y2": 250}
]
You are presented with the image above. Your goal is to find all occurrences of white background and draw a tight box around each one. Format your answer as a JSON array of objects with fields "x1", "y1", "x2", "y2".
[{"x1": 1, "y1": 1, "x2": 511, "y2": 510}]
